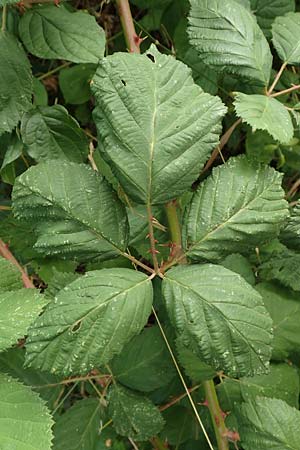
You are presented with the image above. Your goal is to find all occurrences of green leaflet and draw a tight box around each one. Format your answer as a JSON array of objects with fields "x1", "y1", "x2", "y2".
[
  {"x1": 111, "y1": 326, "x2": 176, "y2": 392},
  {"x1": 59, "y1": 64, "x2": 96, "y2": 105},
  {"x1": 25, "y1": 269, "x2": 153, "y2": 375},
  {"x1": 0, "y1": 32, "x2": 32, "y2": 135},
  {"x1": 217, "y1": 363, "x2": 299, "y2": 410},
  {"x1": 0, "y1": 256, "x2": 23, "y2": 293},
  {"x1": 0, "y1": 373, "x2": 53, "y2": 450},
  {"x1": 188, "y1": 0, "x2": 272, "y2": 85},
  {"x1": 53, "y1": 398, "x2": 103, "y2": 450},
  {"x1": 162, "y1": 264, "x2": 273, "y2": 377},
  {"x1": 237, "y1": 397, "x2": 300, "y2": 450},
  {"x1": 234, "y1": 93, "x2": 293, "y2": 144},
  {"x1": 256, "y1": 282, "x2": 300, "y2": 360},
  {"x1": 250, "y1": 0, "x2": 295, "y2": 38},
  {"x1": 21, "y1": 105, "x2": 89, "y2": 163},
  {"x1": 0, "y1": 133, "x2": 23, "y2": 185},
  {"x1": 160, "y1": 406, "x2": 203, "y2": 446},
  {"x1": 183, "y1": 156, "x2": 288, "y2": 262},
  {"x1": 19, "y1": 5, "x2": 105, "y2": 63},
  {"x1": 91, "y1": 45, "x2": 226, "y2": 205},
  {"x1": 272, "y1": 12, "x2": 300, "y2": 64},
  {"x1": 108, "y1": 384, "x2": 164, "y2": 441},
  {"x1": 220, "y1": 254, "x2": 255, "y2": 285},
  {"x1": 176, "y1": 337, "x2": 216, "y2": 382},
  {"x1": 12, "y1": 161, "x2": 129, "y2": 262}
]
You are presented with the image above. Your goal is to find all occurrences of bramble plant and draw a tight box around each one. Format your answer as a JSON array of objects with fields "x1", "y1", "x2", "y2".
[{"x1": 2, "y1": 0, "x2": 300, "y2": 449}]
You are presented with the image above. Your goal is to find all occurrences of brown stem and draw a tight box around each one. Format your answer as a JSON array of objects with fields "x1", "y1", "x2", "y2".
[
  {"x1": 115, "y1": 0, "x2": 141, "y2": 53},
  {"x1": 159, "y1": 384, "x2": 201, "y2": 411},
  {"x1": 271, "y1": 84, "x2": 300, "y2": 98},
  {"x1": 0, "y1": 239, "x2": 34, "y2": 288},
  {"x1": 0, "y1": 205, "x2": 11, "y2": 211},
  {"x1": 201, "y1": 118, "x2": 242, "y2": 175},
  {"x1": 123, "y1": 251, "x2": 155, "y2": 274},
  {"x1": 267, "y1": 61, "x2": 287, "y2": 95}
]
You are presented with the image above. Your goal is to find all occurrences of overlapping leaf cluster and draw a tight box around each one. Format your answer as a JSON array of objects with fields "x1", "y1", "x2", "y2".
[{"x1": 1, "y1": 1, "x2": 300, "y2": 449}]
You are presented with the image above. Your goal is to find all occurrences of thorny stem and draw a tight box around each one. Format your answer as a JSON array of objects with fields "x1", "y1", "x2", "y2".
[
  {"x1": 123, "y1": 251, "x2": 155, "y2": 274},
  {"x1": 0, "y1": 239, "x2": 34, "y2": 288},
  {"x1": 1, "y1": 5, "x2": 7, "y2": 32},
  {"x1": 159, "y1": 384, "x2": 201, "y2": 412},
  {"x1": 271, "y1": 84, "x2": 300, "y2": 98},
  {"x1": 115, "y1": 0, "x2": 141, "y2": 53},
  {"x1": 203, "y1": 380, "x2": 229, "y2": 450},
  {"x1": 163, "y1": 200, "x2": 187, "y2": 268},
  {"x1": 201, "y1": 118, "x2": 242, "y2": 175},
  {"x1": 267, "y1": 61, "x2": 287, "y2": 95}
]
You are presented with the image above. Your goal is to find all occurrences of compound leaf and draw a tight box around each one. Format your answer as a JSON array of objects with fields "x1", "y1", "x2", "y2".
[
  {"x1": 25, "y1": 269, "x2": 153, "y2": 375},
  {"x1": 237, "y1": 397, "x2": 300, "y2": 450},
  {"x1": 234, "y1": 93, "x2": 293, "y2": 144},
  {"x1": 108, "y1": 384, "x2": 164, "y2": 441},
  {"x1": 12, "y1": 161, "x2": 129, "y2": 262},
  {"x1": 92, "y1": 44, "x2": 226, "y2": 205},
  {"x1": 0, "y1": 32, "x2": 32, "y2": 135},
  {"x1": 0, "y1": 373, "x2": 53, "y2": 450},
  {"x1": 21, "y1": 105, "x2": 89, "y2": 163},
  {"x1": 272, "y1": 12, "x2": 300, "y2": 64},
  {"x1": 183, "y1": 156, "x2": 288, "y2": 262},
  {"x1": 162, "y1": 264, "x2": 273, "y2": 377},
  {"x1": 19, "y1": 5, "x2": 105, "y2": 63},
  {"x1": 188, "y1": 0, "x2": 272, "y2": 85},
  {"x1": 53, "y1": 398, "x2": 102, "y2": 450}
]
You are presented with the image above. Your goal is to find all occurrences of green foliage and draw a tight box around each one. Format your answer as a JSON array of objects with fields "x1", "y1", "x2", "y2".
[
  {"x1": 1, "y1": 0, "x2": 300, "y2": 447},
  {"x1": 0, "y1": 373, "x2": 53, "y2": 450},
  {"x1": 18, "y1": 5, "x2": 105, "y2": 63},
  {"x1": 163, "y1": 264, "x2": 272, "y2": 377},
  {"x1": 234, "y1": 93, "x2": 294, "y2": 143}
]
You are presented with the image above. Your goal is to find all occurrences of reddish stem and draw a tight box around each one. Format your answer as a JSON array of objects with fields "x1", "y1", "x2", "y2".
[{"x1": 0, "y1": 239, "x2": 34, "y2": 288}]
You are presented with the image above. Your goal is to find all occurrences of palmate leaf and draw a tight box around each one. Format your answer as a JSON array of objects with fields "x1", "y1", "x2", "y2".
[
  {"x1": 272, "y1": 12, "x2": 300, "y2": 64},
  {"x1": 0, "y1": 374, "x2": 53, "y2": 450},
  {"x1": 250, "y1": 0, "x2": 295, "y2": 38},
  {"x1": 162, "y1": 264, "x2": 273, "y2": 377},
  {"x1": 188, "y1": 0, "x2": 272, "y2": 86},
  {"x1": 237, "y1": 397, "x2": 300, "y2": 450},
  {"x1": 12, "y1": 161, "x2": 129, "y2": 262},
  {"x1": 91, "y1": 45, "x2": 226, "y2": 205},
  {"x1": 108, "y1": 384, "x2": 164, "y2": 441},
  {"x1": 19, "y1": 5, "x2": 105, "y2": 64},
  {"x1": 21, "y1": 105, "x2": 89, "y2": 163},
  {"x1": 53, "y1": 398, "x2": 102, "y2": 450},
  {"x1": 25, "y1": 269, "x2": 153, "y2": 375},
  {"x1": 0, "y1": 32, "x2": 32, "y2": 135},
  {"x1": 183, "y1": 156, "x2": 288, "y2": 262},
  {"x1": 256, "y1": 282, "x2": 300, "y2": 360},
  {"x1": 234, "y1": 93, "x2": 293, "y2": 144}
]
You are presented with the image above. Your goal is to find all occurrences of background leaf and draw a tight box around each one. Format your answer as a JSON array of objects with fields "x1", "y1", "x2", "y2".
[
  {"x1": 237, "y1": 396, "x2": 300, "y2": 450},
  {"x1": 234, "y1": 93, "x2": 293, "y2": 144},
  {"x1": 92, "y1": 45, "x2": 226, "y2": 204},
  {"x1": 19, "y1": 5, "x2": 105, "y2": 63},
  {"x1": 0, "y1": 32, "x2": 32, "y2": 135},
  {"x1": 183, "y1": 156, "x2": 288, "y2": 262},
  {"x1": 21, "y1": 105, "x2": 89, "y2": 163},
  {"x1": 272, "y1": 12, "x2": 300, "y2": 64},
  {"x1": 59, "y1": 64, "x2": 96, "y2": 105},
  {"x1": 25, "y1": 269, "x2": 153, "y2": 375},
  {"x1": 250, "y1": 0, "x2": 295, "y2": 38},
  {"x1": 0, "y1": 373, "x2": 53, "y2": 450},
  {"x1": 12, "y1": 161, "x2": 129, "y2": 262},
  {"x1": 163, "y1": 264, "x2": 273, "y2": 377},
  {"x1": 108, "y1": 384, "x2": 164, "y2": 441},
  {"x1": 188, "y1": 0, "x2": 272, "y2": 85},
  {"x1": 53, "y1": 398, "x2": 102, "y2": 450}
]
